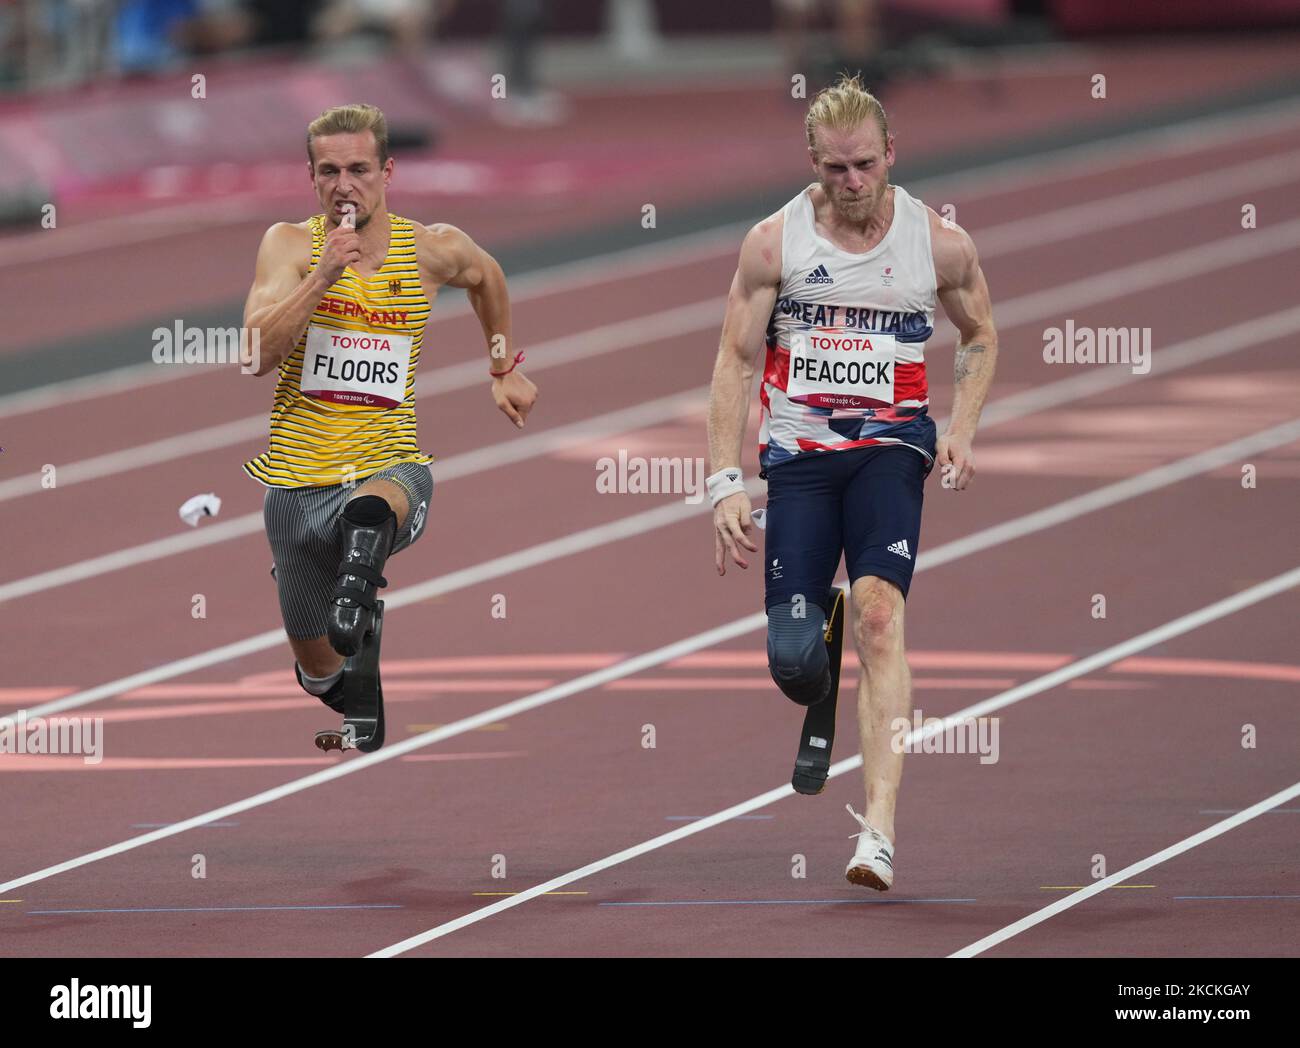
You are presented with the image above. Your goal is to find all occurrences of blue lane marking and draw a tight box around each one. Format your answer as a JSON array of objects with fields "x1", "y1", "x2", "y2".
[
  {"x1": 664, "y1": 815, "x2": 775, "y2": 821},
  {"x1": 130, "y1": 822, "x2": 241, "y2": 828},
  {"x1": 600, "y1": 898, "x2": 976, "y2": 907},
  {"x1": 1174, "y1": 895, "x2": 1300, "y2": 901},
  {"x1": 28, "y1": 904, "x2": 403, "y2": 915}
]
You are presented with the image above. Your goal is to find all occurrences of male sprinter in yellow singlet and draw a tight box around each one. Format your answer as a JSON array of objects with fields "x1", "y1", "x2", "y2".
[
  {"x1": 707, "y1": 76, "x2": 998, "y2": 889},
  {"x1": 242, "y1": 103, "x2": 537, "y2": 752}
]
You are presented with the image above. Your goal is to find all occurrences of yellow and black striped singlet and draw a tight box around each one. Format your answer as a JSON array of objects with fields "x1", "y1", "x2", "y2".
[{"x1": 243, "y1": 213, "x2": 435, "y2": 488}]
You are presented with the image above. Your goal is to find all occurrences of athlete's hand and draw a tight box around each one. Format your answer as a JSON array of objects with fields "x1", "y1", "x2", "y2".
[
  {"x1": 936, "y1": 433, "x2": 975, "y2": 491},
  {"x1": 714, "y1": 491, "x2": 759, "y2": 575},
  {"x1": 492, "y1": 369, "x2": 537, "y2": 428},
  {"x1": 317, "y1": 216, "x2": 363, "y2": 286}
]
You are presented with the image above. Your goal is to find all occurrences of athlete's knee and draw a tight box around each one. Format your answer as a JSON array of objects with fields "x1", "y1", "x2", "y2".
[
  {"x1": 767, "y1": 598, "x2": 831, "y2": 707},
  {"x1": 852, "y1": 578, "x2": 904, "y2": 661},
  {"x1": 352, "y1": 479, "x2": 409, "y2": 529},
  {"x1": 342, "y1": 493, "x2": 397, "y2": 534}
]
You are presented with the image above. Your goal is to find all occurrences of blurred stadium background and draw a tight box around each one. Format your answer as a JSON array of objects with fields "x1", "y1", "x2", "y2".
[{"x1": 3, "y1": 1, "x2": 1300, "y2": 391}]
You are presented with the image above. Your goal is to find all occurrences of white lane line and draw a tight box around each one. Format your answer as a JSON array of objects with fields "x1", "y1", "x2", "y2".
[
  {"x1": 7, "y1": 96, "x2": 1299, "y2": 418},
  {"x1": 0, "y1": 233, "x2": 739, "y2": 423},
  {"x1": 7, "y1": 138, "x2": 1299, "y2": 470},
  {"x1": 11, "y1": 389, "x2": 1300, "y2": 720},
  {"x1": 0, "y1": 197, "x2": 264, "y2": 268},
  {"x1": 949, "y1": 779, "x2": 1300, "y2": 958},
  {"x1": 989, "y1": 214, "x2": 1300, "y2": 331},
  {"x1": 12, "y1": 483, "x2": 758, "y2": 721},
  {"x1": 0, "y1": 191, "x2": 739, "y2": 280},
  {"x1": 0, "y1": 360, "x2": 222, "y2": 422},
  {"x1": 5, "y1": 427, "x2": 1297, "y2": 898},
  {"x1": 915, "y1": 418, "x2": 1300, "y2": 571},
  {"x1": 0, "y1": 299, "x2": 722, "y2": 499},
  {"x1": 916, "y1": 95, "x2": 1300, "y2": 203},
  {"x1": 8, "y1": 273, "x2": 1300, "y2": 608},
  {"x1": 977, "y1": 305, "x2": 1300, "y2": 428},
  {"x1": 369, "y1": 565, "x2": 1300, "y2": 957},
  {"x1": 971, "y1": 147, "x2": 1300, "y2": 257},
  {"x1": 61, "y1": 202, "x2": 1300, "y2": 514},
  {"x1": 0, "y1": 610, "x2": 768, "y2": 898},
  {"x1": 0, "y1": 387, "x2": 706, "y2": 607}
]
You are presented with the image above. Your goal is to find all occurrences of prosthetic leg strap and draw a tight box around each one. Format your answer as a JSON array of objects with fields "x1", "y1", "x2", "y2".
[
  {"x1": 333, "y1": 563, "x2": 388, "y2": 607},
  {"x1": 331, "y1": 495, "x2": 397, "y2": 631}
]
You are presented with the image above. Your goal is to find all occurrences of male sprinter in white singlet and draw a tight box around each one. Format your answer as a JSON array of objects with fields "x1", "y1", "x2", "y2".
[
  {"x1": 243, "y1": 103, "x2": 537, "y2": 752},
  {"x1": 707, "y1": 76, "x2": 998, "y2": 889}
]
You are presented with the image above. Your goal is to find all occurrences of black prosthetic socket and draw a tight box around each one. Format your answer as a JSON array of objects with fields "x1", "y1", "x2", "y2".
[
  {"x1": 767, "y1": 599, "x2": 832, "y2": 707},
  {"x1": 328, "y1": 495, "x2": 397, "y2": 657}
]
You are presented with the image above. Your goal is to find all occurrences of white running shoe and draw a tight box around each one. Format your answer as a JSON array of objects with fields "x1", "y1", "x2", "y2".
[{"x1": 845, "y1": 804, "x2": 895, "y2": 890}]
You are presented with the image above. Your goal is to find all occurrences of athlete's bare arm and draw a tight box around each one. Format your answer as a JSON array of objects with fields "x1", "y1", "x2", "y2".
[
  {"x1": 707, "y1": 213, "x2": 783, "y2": 575},
  {"x1": 417, "y1": 223, "x2": 537, "y2": 428},
  {"x1": 243, "y1": 220, "x2": 362, "y2": 377},
  {"x1": 931, "y1": 212, "x2": 998, "y2": 491}
]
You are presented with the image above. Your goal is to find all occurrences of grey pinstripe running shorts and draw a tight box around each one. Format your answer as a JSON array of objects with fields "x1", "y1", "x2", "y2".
[{"x1": 263, "y1": 461, "x2": 434, "y2": 640}]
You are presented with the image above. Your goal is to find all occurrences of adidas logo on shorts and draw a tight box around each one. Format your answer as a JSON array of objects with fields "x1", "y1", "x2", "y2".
[
  {"x1": 804, "y1": 264, "x2": 834, "y2": 285},
  {"x1": 886, "y1": 539, "x2": 912, "y2": 560}
]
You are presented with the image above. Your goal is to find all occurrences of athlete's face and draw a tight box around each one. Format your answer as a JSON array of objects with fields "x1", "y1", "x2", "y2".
[
  {"x1": 810, "y1": 121, "x2": 894, "y2": 224},
  {"x1": 309, "y1": 131, "x2": 393, "y2": 230}
]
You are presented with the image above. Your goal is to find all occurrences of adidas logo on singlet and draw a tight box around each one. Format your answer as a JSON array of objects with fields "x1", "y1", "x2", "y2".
[
  {"x1": 804, "y1": 264, "x2": 834, "y2": 285},
  {"x1": 886, "y1": 539, "x2": 912, "y2": 560}
]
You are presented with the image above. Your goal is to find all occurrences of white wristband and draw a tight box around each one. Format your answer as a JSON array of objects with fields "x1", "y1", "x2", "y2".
[{"x1": 706, "y1": 467, "x2": 746, "y2": 506}]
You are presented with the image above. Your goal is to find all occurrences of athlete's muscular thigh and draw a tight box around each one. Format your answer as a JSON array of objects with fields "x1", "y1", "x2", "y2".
[{"x1": 764, "y1": 457, "x2": 844, "y2": 614}]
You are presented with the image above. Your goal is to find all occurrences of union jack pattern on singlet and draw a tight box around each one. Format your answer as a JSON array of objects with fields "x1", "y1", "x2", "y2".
[{"x1": 759, "y1": 184, "x2": 937, "y2": 476}]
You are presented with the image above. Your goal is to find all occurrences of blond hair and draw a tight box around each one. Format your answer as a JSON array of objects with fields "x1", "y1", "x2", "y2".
[
  {"x1": 804, "y1": 75, "x2": 889, "y2": 155},
  {"x1": 307, "y1": 103, "x2": 389, "y2": 166}
]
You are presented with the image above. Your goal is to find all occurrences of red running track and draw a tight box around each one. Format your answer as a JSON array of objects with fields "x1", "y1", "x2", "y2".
[{"x1": 1, "y1": 94, "x2": 1298, "y2": 958}]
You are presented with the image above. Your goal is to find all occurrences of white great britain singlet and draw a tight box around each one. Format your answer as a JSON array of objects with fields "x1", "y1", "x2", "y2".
[{"x1": 759, "y1": 183, "x2": 937, "y2": 476}]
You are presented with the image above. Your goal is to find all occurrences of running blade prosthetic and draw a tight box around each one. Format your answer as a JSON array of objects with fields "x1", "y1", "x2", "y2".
[
  {"x1": 791, "y1": 587, "x2": 846, "y2": 795},
  {"x1": 314, "y1": 600, "x2": 386, "y2": 753}
]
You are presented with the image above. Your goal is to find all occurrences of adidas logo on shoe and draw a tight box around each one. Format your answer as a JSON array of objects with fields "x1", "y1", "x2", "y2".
[
  {"x1": 886, "y1": 539, "x2": 912, "y2": 560},
  {"x1": 804, "y1": 264, "x2": 834, "y2": 285}
]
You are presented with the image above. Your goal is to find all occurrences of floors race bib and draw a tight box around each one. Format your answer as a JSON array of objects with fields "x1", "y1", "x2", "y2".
[{"x1": 301, "y1": 323, "x2": 412, "y2": 408}]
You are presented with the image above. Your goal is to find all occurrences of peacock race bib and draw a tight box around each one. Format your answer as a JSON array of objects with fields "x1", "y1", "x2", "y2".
[{"x1": 786, "y1": 331, "x2": 896, "y2": 410}]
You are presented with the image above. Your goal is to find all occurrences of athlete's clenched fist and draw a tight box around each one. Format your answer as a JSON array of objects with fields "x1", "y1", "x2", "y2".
[{"x1": 317, "y1": 207, "x2": 362, "y2": 284}]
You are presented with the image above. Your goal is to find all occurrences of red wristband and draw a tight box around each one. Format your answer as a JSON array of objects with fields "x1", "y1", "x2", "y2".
[{"x1": 489, "y1": 351, "x2": 525, "y2": 377}]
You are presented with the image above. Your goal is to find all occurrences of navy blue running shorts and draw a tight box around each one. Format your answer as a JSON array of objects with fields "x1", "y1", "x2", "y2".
[{"x1": 763, "y1": 444, "x2": 933, "y2": 615}]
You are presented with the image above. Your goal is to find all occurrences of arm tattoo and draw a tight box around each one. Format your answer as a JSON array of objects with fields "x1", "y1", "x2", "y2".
[{"x1": 954, "y1": 342, "x2": 987, "y2": 383}]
